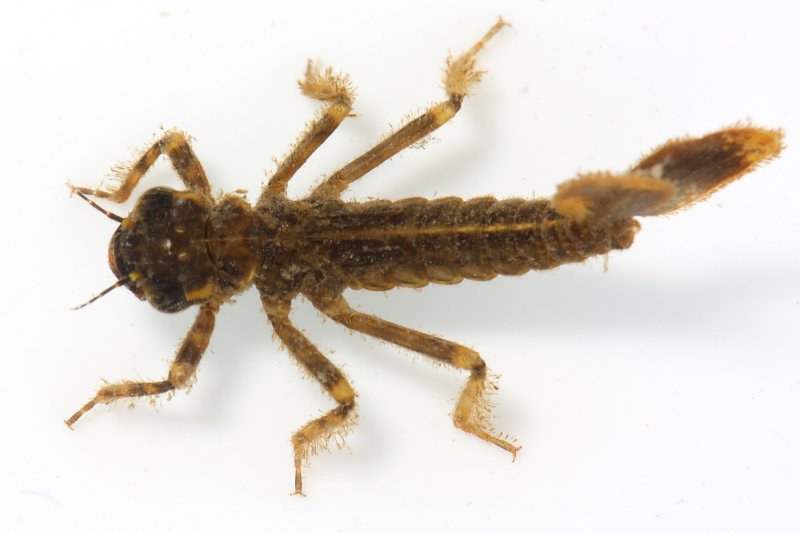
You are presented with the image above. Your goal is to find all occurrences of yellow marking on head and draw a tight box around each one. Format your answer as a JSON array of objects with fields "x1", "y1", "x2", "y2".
[{"x1": 184, "y1": 282, "x2": 214, "y2": 301}]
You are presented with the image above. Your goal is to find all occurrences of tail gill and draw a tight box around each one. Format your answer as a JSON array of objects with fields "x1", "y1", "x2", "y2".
[{"x1": 553, "y1": 126, "x2": 783, "y2": 222}]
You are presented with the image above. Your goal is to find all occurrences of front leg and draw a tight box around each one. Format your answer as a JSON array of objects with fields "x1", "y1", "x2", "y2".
[
  {"x1": 70, "y1": 129, "x2": 211, "y2": 203},
  {"x1": 261, "y1": 296, "x2": 357, "y2": 496},
  {"x1": 65, "y1": 301, "x2": 219, "y2": 428}
]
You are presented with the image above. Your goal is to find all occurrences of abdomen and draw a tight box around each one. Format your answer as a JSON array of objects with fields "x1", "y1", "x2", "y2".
[{"x1": 283, "y1": 196, "x2": 640, "y2": 291}]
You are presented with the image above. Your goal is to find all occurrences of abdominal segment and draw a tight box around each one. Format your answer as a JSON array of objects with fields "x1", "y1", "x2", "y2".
[{"x1": 283, "y1": 196, "x2": 639, "y2": 291}]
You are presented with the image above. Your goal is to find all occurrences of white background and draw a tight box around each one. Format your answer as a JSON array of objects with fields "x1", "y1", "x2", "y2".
[{"x1": 1, "y1": 1, "x2": 798, "y2": 532}]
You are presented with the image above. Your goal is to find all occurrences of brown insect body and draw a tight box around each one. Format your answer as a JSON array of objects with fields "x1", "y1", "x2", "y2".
[
  {"x1": 258, "y1": 195, "x2": 639, "y2": 293},
  {"x1": 68, "y1": 20, "x2": 783, "y2": 495},
  {"x1": 114, "y1": 188, "x2": 639, "y2": 314}
]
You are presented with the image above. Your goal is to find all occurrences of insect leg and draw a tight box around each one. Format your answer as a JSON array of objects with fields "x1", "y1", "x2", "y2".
[
  {"x1": 261, "y1": 62, "x2": 355, "y2": 198},
  {"x1": 70, "y1": 129, "x2": 211, "y2": 203},
  {"x1": 308, "y1": 18, "x2": 508, "y2": 199},
  {"x1": 262, "y1": 297, "x2": 357, "y2": 496},
  {"x1": 308, "y1": 292, "x2": 520, "y2": 459},
  {"x1": 65, "y1": 302, "x2": 219, "y2": 428}
]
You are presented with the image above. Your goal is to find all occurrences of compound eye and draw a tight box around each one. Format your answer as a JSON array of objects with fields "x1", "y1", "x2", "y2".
[
  {"x1": 142, "y1": 279, "x2": 191, "y2": 312},
  {"x1": 108, "y1": 225, "x2": 146, "y2": 301},
  {"x1": 108, "y1": 227, "x2": 122, "y2": 280}
]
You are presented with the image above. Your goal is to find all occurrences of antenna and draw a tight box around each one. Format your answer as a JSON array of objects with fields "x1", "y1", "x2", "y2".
[
  {"x1": 73, "y1": 190, "x2": 124, "y2": 223},
  {"x1": 72, "y1": 276, "x2": 130, "y2": 310}
]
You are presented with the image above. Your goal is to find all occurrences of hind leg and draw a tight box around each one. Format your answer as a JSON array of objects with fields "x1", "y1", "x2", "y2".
[
  {"x1": 307, "y1": 291, "x2": 519, "y2": 458},
  {"x1": 309, "y1": 18, "x2": 508, "y2": 198}
]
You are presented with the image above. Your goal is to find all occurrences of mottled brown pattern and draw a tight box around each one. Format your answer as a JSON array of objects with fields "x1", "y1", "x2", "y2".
[
  {"x1": 67, "y1": 19, "x2": 782, "y2": 494},
  {"x1": 259, "y1": 195, "x2": 640, "y2": 293}
]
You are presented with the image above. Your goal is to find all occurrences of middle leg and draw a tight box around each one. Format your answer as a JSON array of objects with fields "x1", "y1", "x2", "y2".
[
  {"x1": 262, "y1": 296, "x2": 357, "y2": 496},
  {"x1": 307, "y1": 290, "x2": 520, "y2": 459},
  {"x1": 261, "y1": 61, "x2": 355, "y2": 199}
]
